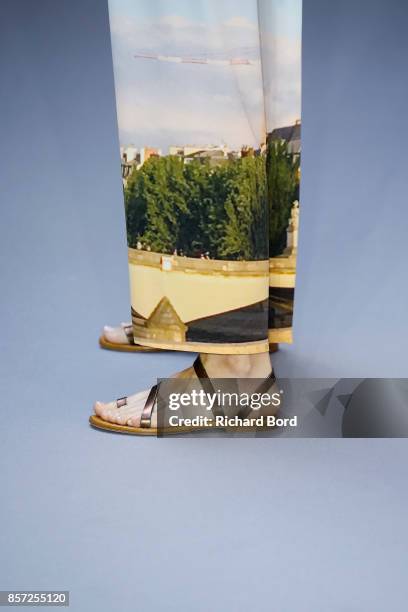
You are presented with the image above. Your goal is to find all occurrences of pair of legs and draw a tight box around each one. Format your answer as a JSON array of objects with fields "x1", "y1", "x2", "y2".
[{"x1": 92, "y1": 0, "x2": 302, "y2": 432}]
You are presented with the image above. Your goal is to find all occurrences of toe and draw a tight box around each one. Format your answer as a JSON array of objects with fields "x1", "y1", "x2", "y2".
[
  {"x1": 94, "y1": 401, "x2": 105, "y2": 417},
  {"x1": 114, "y1": 403, "x2": 134, "y2": 424},
  {"x1": 115, "y1": 410, "x2": 126, "y2": 425},
  {"x1": 103, "y1": 325, "x2": 116, "y2": 340},
  {"x1": 94, "y1": 401, "x2": 118, "y2": 422},
  {"x1": 103, "y1": 324, "x2": 128, "y2": 344},
  {"x1": 103, "y1": 325, "x2": 117, "y2": 342}
]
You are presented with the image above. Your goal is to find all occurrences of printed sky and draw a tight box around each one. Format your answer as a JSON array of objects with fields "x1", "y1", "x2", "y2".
[{"x1": 108, "y1": 0, "x2": 301, "y2": 151}]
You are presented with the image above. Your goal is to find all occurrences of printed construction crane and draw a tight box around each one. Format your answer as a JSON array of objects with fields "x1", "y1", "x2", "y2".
[{"x1": 134, "y1": 48, "x2": 259, "y2": 66}]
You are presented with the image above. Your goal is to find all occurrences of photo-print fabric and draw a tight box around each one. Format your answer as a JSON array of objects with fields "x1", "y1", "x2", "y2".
[{"x1": 108, "y1": 0, "x2": 302, "y2": 354}]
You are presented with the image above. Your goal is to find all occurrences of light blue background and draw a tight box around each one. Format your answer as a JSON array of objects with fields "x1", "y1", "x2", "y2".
[{"x1": 0, "y1": 1, "x2": 407, "y2": 610}]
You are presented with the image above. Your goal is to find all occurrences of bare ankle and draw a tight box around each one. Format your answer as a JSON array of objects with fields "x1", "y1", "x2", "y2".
[{"x1": 201, "y1": 353, "x2": 272, "y2": 378}]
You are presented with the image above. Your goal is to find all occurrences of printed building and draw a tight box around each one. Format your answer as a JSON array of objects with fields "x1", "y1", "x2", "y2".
[
  {"x1": 169, "y1": 144, "x2": 231, "y2": 166},
  {"x1": 267, "y1": 120, "x2": 301, "y2": 157}
]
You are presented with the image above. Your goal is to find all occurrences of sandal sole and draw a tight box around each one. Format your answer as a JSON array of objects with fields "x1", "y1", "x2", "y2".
[
  {"x1": 89, "y1": 414, "x2": 203, "y2": 436},
  {"x1": 99, "y1": 336, "x2": 163, "y2": 353}
]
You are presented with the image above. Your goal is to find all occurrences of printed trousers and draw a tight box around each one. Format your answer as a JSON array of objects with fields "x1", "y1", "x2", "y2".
[{"x1": 108, "y1": 0, "x2": 302, "y2": 354}]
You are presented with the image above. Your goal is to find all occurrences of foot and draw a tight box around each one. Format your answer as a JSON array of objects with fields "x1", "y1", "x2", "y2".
[
  {"x1": 94, "y1": 364, "x2": 195, "y2": 428},
  {"x1": 93, "y1": 353, "x2": 274, "y2": 429}
]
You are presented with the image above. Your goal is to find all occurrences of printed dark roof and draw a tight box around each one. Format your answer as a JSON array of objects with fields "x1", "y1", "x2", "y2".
[{"x1": 268, "y1": 122, "x2": 301, "y2": 143}]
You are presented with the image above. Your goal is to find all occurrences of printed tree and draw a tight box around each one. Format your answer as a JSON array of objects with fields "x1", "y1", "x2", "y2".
[
  {"x1": 125, "y1": 156, "x2": 189, "y2": 252},
  {"x1": 218, "y1": 156, "x2": 268, "y2": 260},
  {"x1": 266, "y1": 139, "x2": 300, "y2": 257},
  {"x1": 178, "y1": 160, "x2": 214, "y2": 256},
  {"x1": 124, "y1": 165, "x2": 147, "y2": 247},
  {"x1": 124, "y1": 143, "x2": 298, "y2": 260}
]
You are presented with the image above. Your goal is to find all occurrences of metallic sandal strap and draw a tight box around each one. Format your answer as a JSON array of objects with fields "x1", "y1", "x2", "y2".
[
  {"x1": 140, "y1": 384, "x2": 159, "y2": 428},
  {"x1": 192, "y1": 356, "x2": 225, "y2": 418},
  {"x1": 116, "y1": 396, "x2": 127, "y2": 409},
  {"x1": 237, "y1": 371, "x2": 276, "y2": 419},
  {"x1": 122, "y1": 324, "x2": 134, "y2": 343}
]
